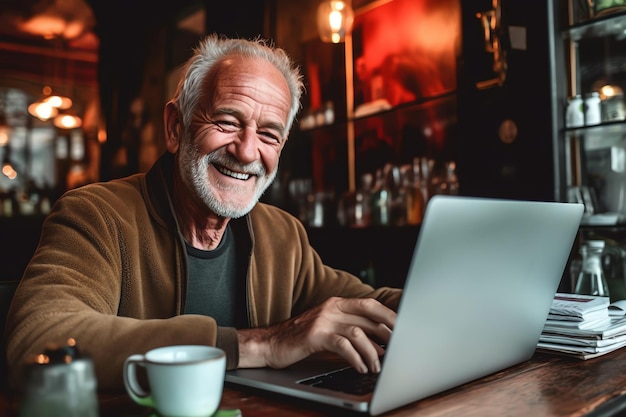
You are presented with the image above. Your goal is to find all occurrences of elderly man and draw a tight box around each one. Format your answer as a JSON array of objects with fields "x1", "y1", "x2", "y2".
[{"x1": 5, "y1": 34, "x2": 401, "y2": 390}]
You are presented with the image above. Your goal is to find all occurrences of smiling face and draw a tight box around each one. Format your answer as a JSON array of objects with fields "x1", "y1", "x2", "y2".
[{"x1": 166, "y1": 54, "x2": 292, "y2": 219}]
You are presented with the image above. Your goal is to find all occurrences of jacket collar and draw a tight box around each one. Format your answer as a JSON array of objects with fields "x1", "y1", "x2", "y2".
[{"x1": 144, "y1": 152, "x2": 178, "y2": 231}]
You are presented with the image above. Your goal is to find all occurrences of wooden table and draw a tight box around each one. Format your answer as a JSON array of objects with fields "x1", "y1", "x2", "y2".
[{"x1": 3, "y1": 349, "x2": 626, "y2": 417}]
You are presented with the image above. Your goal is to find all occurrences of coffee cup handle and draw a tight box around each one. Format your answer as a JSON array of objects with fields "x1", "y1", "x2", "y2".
[{"x1": 123, "y1": 354, "x2": 155, "y2": 408}]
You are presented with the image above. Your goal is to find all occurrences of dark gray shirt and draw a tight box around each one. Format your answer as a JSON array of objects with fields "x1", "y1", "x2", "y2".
[{"x1": 184, "y1": 225, "x2": 244, "y2": 327}]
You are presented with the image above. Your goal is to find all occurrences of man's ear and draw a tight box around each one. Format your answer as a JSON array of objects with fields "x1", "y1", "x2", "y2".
[{"x1": 164, "y1": 101, "x2": 182, "y2": 153}]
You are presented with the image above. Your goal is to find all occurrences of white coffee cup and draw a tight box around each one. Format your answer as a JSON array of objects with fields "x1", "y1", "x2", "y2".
[{"x1": 123, "y1": 345, "x2": 226, "y2": 417}]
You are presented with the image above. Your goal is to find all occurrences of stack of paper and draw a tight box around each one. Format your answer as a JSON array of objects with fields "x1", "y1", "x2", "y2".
[{"x1": 538, "y1": 293, "x2": 626, "y2": 359}]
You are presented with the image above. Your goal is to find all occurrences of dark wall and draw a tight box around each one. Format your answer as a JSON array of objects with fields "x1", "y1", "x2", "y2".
[
  {"x1": 87, "y1": 0, "x2": 271, "y2": 181},
  {"x1": 456, "y1": 0, "x2": 555, "y2": 202},
  {"x1": 88, "y1": 1, "x2": 189, "y2": 180},
  {"x1": 204, "y1": 1, "x2": 272, "y2": 40},
  {"x1": 0, "y1": 216, "x2": 44, "y2": 281}
]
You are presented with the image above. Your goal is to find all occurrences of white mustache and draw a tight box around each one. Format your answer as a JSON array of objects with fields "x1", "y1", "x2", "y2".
[{"x1": 206, "y1": 152, "x2": 265, "y2": 178}]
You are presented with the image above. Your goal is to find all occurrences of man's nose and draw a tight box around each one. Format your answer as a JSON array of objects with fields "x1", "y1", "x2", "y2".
[{"x1": 230, "y1": 127, "x2": 259, "y2": 163}]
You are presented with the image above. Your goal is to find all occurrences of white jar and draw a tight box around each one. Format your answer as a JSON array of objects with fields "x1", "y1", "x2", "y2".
[
  {"x1": 566, "y1": 95, "x2": 584, "y2": 128},
  {"x1": 584, "y1": 92, "x2": 602, "y2": 126}
]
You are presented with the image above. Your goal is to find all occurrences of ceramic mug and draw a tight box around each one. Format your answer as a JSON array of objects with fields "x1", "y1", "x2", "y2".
[{"x1": 123, "y1": 345, "x2": 226, "y2": 417}]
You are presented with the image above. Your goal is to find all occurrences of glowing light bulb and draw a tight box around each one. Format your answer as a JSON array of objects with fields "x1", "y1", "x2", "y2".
[{"x1": 317, "y1": 1, "x2": 354, "y2": 43}]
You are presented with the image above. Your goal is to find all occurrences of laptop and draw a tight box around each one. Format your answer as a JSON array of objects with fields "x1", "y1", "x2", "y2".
[{"x1": 225, "y1": 195, "x2": 584, "y2": 415}]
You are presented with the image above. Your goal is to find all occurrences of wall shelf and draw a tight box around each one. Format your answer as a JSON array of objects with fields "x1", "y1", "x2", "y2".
[{"x1": 565, "y1": 10, "x2": 626, "y2": 41}]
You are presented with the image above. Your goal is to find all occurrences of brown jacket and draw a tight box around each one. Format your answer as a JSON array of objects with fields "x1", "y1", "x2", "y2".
[{"x1": 5, "y1": 153, "x2": 401, "y2": 390}]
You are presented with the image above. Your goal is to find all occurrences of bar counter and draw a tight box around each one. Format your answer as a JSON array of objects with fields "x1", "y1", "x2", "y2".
[{"x1": 3, "y1": 348, "x2": 626, "y2": 417}]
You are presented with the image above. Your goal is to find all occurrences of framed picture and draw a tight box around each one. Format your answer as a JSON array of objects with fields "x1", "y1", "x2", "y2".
[{"x1": 351, "y1": 0, "x2": 460, "y2": 115}]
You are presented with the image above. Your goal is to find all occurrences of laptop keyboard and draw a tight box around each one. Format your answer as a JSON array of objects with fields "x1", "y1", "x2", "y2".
[{"x1": 298, "y1": 366, "x2": 379, "y2": 396}]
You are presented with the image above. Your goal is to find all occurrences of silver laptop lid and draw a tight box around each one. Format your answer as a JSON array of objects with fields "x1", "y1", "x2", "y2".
[
  {"x1": 370, "y1": 196, "x2": 583, "y2": 415},
  {"x1": 226, "y1": 196, "x2": 584, "y2": 416}
]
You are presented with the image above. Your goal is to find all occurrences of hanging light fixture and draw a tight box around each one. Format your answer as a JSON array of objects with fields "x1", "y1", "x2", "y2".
[
  {"x1": 43, "y1": 92, "x2": 72, "y2": 110},
  {"x1": 317, "y1": 0, "x2": 355, "y2": 43},
  {"x1": 28, "y1": 97, "x2": 59, "y2": 121},
  {"x1": 28, "y1": 87, "x2": 72, "y2": 123},
  {"x1": 28, "y1": 38, "x2": 78, "y2": 125},
  {"x1": 53, "y1": 111, "x2": 82, "y2": 130}
]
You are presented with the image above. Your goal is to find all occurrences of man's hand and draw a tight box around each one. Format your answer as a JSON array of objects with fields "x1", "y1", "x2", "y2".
[{"x1": 237, "y1": 297, "x2": 395, "y2": 374}]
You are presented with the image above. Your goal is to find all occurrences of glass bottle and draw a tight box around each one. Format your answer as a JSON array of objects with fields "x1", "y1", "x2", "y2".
[
  {"x1": 401, "y1": 164, "x2": 424, "y2": 225},
  {"x1": 574, "y1": 240, "x2": 610, "y2": 297},
  {"x1": 387, "y1": 164, "x2": 406, "y2": 226},
  {"x1": 369, "y1": 167, "x2": 391, "y2": 226},
  {"x1": 445, "y1": 161, "x2": 459, "y2": 195},
  {"x1": 584, "y1": 91, "x2": 601, "y2": 126},
  {"x1": 337, "y1": 173, "x2": 372, "y2": 228}
]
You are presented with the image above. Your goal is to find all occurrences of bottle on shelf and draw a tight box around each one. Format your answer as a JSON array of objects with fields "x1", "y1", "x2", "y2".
[
  {"x1": 584, "y1": 91, "x2": 601, "y2": 126},
  {"x1": 574, "y1": 240, "x2": 610, "y2": 297},
  {"x1": 413, "y1": 157, "x2": 434, "y2": 205},
  {"x1": 430, "y1": 161, "x2": 459, "y2": 197},
  {"x1": 369, "y1": 167, "x2": 392, "y2": 226},
  {"x1": 337, "y1": 173, "x2": 372, "y2": 228},
  {"x1": 401, "y1": 163, "x2": 424, "y2": 225},
  {"x1": 287, "y1": 178, "x2": 312, "y2": 224},
  {"x1": 386, "y1": 164, "x2": 407, "y2": 226},
  {"x1": 306, "y1": 191, "x2": 334, "y2": 228}
]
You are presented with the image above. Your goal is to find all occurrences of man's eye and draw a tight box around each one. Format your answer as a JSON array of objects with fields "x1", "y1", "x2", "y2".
[
  {"x1": 210, "y1": 120, "x2": 239, "y2": 133},
  {"x1": 260, "y1": 131, "x2": 281, "y2": 143}
]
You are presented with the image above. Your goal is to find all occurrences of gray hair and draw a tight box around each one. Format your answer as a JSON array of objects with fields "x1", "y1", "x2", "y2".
[{"x1": 172, "y1": 34, "x2": 304, "y2": 135}]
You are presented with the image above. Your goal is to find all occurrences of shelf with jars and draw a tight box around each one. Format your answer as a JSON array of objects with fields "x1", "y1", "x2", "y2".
[
  {"x1": 552, "y1": 3, "x2": 626, "y2": 299},
  {"x1": 283, "y1": 92, "x2": 458, "y2": 230},
  {"x1": 556, "y1": 5, "x2": 626, "y2": 229},
  {"x1": 271, "y1": 93, "x2": 459, "y2": 288}
]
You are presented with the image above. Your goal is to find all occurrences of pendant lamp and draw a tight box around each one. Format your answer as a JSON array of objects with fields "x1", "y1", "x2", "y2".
[
  {"x1": 317, "y1": 0, "x2": 354, "y2": 43},
  {"x1": 53, "y1": 112, "x2": 82, "y2": 130},
  {"x1": 28, "y1": 38, "x2": 80, "y2": 127},
  {"x1": 28, "y1": 99, "x2": 59, "y2": 121}
]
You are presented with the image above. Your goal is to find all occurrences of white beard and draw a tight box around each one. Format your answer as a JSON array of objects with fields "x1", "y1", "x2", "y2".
[{"x1": 178, "y1": 134, "x2": 277, "y2": 218}]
